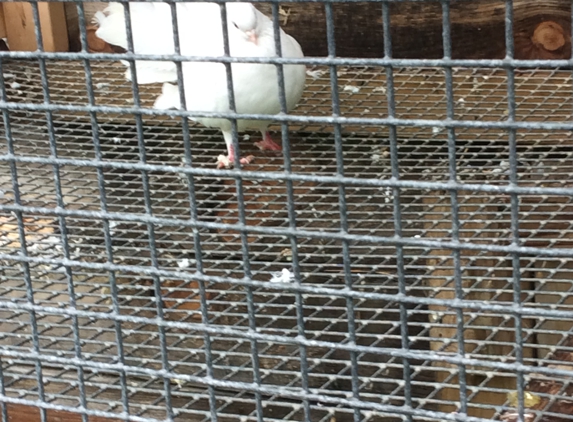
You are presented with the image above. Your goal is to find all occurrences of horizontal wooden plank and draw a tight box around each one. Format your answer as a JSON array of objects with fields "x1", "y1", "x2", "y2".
[{"x1": 257, "y1": 0, "x2": 571, "y2": 59}]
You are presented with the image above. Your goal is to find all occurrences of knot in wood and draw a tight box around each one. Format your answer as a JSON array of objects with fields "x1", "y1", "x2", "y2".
[{"x1": 532, "y1": 21, "x2": 565, "y2": 52}]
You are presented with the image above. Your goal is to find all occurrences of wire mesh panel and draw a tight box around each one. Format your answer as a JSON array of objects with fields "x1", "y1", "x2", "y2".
[{"x1": 0, "y1": 0, "x2": 572, "y2": 421}]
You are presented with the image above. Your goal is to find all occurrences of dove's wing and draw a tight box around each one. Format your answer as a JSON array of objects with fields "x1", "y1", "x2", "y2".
[{"x1": 94, "y1": 2, "x2": 219, "y2": 84}]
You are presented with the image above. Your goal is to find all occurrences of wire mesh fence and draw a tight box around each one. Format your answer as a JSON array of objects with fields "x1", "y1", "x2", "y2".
[{"x1": 0, "y1": 0, "x2": 572, "y2": 421}]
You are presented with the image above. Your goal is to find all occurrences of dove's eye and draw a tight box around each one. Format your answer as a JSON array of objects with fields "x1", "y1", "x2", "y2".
[{"x1": 232, "y1": 22, "x2": 239, "y2": 29}]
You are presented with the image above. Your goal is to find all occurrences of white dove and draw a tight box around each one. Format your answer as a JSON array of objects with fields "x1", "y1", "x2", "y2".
[
  {"x1": 95, "y1": 2, "x2": 305, "y2": 168},
  {"x1": 152, "y1": 2, "x2": 306, "y2": 168}
]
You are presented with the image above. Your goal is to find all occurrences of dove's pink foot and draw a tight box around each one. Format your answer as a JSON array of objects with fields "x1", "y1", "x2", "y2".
[
  {"x1": 216, "y1": 145, "x2": 254, "y2": 169},
  {"x1": 254, "y1": 132, "x2": 282, "y2": 151}
]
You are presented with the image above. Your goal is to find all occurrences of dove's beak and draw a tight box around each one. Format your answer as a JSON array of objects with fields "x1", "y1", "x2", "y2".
[{"x1": 245, "y1": 29, "x2": 258, "y2": 45}]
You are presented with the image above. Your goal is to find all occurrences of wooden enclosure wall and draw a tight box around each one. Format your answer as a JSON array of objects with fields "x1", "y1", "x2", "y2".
[
  {"x1": 257, "y1": 0, "x2": 572, "y2": 59},
  {"x1": 3, "y1": 2, "x2": 68, "y2": 51}
]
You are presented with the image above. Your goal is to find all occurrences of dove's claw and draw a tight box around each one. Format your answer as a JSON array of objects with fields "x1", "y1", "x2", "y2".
[
  {"x1": 254, "y1": 132, "x2": 282, "y2": 151},
  {"x1": 216, "y1": 155, "x2": 231, "y2": 169},
  {"x1": 240, "y1": 155, "x2": 255, "y2": 166},
  {"x1": 216, "y1": 154, "x2": 255, "y2": 169}
]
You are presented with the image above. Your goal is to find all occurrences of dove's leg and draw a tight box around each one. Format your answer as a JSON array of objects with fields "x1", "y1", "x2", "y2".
[
  {"x1": 218, "y1": 131, "x2": 255, "y2": 169},
  {"x1": 254, "y1": 131, "x2": 282, "y2": 151}
]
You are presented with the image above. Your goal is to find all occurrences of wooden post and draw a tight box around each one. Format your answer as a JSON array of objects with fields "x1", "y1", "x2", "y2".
[
  {"x1": 3, "y1": 2, "x2": 68, "y2": 52},
  {"x1": 0, "y1": 5, "x2": 7, "y2": 39},
  {"x1": 423, "y1": 188, "x2": 534, "y2": 418}
]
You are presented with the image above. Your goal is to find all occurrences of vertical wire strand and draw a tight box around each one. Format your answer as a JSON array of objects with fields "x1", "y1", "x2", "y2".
[
  {"x1": 324, "y1": 3, "x2": 360, "y2": 421},
  {"x1": 0, "y1": 64, "x2": 12, "y2": 422},
  {"x1": 441, "y1": 0, "x2": 468, "y2": 415},
  {"x1": 122, "y1": 4, "x2": 174, "y2": 419},
  {"x1": 219, "y1": 3, "x2": 265, "y2": 419},
  {"x1": 28, "y1": 5, "x2": 89, "y2": 420},
  {"x1": 270, "y1": 2, "x2": 310, "y2": 420},
  {"x1": 4, "y1": 6, "x2": 47, "y2": 421},
  {"x1": 0, "y1": 357, "x2": 5, "y2": 422},
  {"x1": 220, "y1": 2, "x2": 244, "y2": 171},
  {"x1": 166, "y1": 2, "x2": 217, "y2": 421},
  {"x1": 218, "y1": 4, "x2": 258, "y2": 421},
  {"x1": 382, "y1": 3, "x2": 412, "y2": 420},
  {"x1": 505, "y1": 2, "x2": 525, "y2": 422},
  {"x1": 75, "y1": 2, "x2": 130, "y2": 417},
  {"x1": 0, "y1": 80, "x2": 47, "y2": 422}
]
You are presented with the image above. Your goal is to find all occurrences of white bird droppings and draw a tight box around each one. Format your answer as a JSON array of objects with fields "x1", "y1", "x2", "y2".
[
  {"x1": 177, "y1": 258, "x2": 191, "y2": 269},
  {"x1": 108, "y1": 220, "x2": 119, "y2": 236},
  {"x1": 343, "y1": 85, "x2": 360, "y2": 94},
  {"x1": 383, "y1": 187, "x2": 393, "y2": 204},
  {"x1": 306, "y1": 69, "x2": 325, "y2": 79},
  {"x1": 270, "y1": 268, "x2": 295, "y2": 283}
]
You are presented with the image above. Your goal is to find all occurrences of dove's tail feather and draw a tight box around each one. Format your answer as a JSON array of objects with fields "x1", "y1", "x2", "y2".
[
  {"x1": 95, "y1": 2, "x2": 178, "y2": 84},
  {"x1": 94, "y1": 3, "x2": 128, "y2": 49},
  {"x1": 154, "y1": 83, "x2": 181, "y2": 110},
  {"x1": 124, "y1": 65, "x2": 178, "y2": 84}
]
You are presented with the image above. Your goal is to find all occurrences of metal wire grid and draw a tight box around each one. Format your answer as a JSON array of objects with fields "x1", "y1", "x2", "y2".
[{"x1": 0, "y1": 0, "x2": 572, "y2": 421}]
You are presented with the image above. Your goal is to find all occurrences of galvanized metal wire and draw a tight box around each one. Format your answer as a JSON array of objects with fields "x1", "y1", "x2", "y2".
[{"x1": 0, "y1": 1, "x2": 573, "y2": 422}]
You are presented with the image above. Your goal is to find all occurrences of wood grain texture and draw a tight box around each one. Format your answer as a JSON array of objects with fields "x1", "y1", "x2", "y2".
[
  {"x1": 4, "y1": 2, "x2": 68, "y2": 52},
  {"x1": 257, "y1": 0, "x2": 571, "y2": 59}
]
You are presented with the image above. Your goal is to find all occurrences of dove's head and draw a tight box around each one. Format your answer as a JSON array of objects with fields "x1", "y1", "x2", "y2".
[{"x1": 226, "y1": 2, "x2": 261, "y2": 45}]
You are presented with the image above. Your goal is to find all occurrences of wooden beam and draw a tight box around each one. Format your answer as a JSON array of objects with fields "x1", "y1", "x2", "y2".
[
  {"x1": 257, "y1": 0, "x2": 571, "y2": 59},
  {"x1": 3, "y1": 2, "x2": 68, "y2": 52}
]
